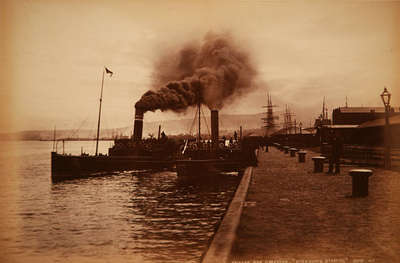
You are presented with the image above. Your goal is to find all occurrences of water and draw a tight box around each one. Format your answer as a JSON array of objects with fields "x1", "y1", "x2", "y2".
[{"x1": 0, "y1": 141, "x2": 241, "y2": 263}]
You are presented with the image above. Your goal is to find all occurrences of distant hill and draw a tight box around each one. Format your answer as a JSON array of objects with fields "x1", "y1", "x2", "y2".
[{"x1": 0, "y1": 113, "x2": 266, "y2": 140}]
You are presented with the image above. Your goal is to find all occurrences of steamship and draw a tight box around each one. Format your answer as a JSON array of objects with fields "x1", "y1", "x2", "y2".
[
  {"x1": 51, "y1": 73, "x2": 249, "y2": 180},
  {"x1": 51, "y1": 108, "x2": 176, "y2": 180},
  {"x1": 176, "y1": 102, "x2": 247, "y2": 177},
  {"x1": 51, "y1": 67, "x2": 178, "y2": 181}
]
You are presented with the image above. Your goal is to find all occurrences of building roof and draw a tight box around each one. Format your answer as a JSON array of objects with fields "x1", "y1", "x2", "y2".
[
  {"x1": 359, "y1": 114, "x2": 400, "y2": 128},
  {"x1": 335, "y1": 107, "x2": 400, "y2": 113}
]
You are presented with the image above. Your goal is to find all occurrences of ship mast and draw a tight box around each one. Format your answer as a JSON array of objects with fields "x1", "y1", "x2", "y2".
[
  {"x1": 262, "y1": 92, "x2": 278, "y2": 136},
  {"x1": 198, "y1": 96, "x2": 201, "y2": 143},
  {"x1": 95, "y1": 69, "x2": 105, "y2": 156},
  {"x1": 95, "y1": 67, "x2": 113, "y2": 156},
  {"x1": 52, "y1": 125, "x2": 56, "y2": 152}
]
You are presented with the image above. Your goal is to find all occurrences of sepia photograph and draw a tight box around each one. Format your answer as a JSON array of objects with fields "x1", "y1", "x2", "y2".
[{"x1": 0, "y1": 0, "x2": 399, "y2": 262}]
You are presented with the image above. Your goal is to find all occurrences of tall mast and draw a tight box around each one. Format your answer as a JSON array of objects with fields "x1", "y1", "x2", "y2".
[
  {"x1": 198, "y1": 98, "x2": 201, "y2": 143},
  {"x1": 262, "y1": 92, "x2": 278, "y2": 136},
  {"x1": 282, "y1": 104, "x2": 295, "y2": 134},
  {"x1": 52, "y1": 125, "x2": 56, "y2": 152},
  {"x1": 95, "y1": 68, "x2": 105, "y2": 156}
]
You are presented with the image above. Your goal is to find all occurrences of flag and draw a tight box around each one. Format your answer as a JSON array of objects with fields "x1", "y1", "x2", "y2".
[{"x1": 105, "y1": 67, "x2": 113, "y2": 77}]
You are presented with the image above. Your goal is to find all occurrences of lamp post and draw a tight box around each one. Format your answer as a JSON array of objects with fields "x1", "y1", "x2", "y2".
[{"x1": 380, "y1": 87, "x2": 391, "y2": 169}]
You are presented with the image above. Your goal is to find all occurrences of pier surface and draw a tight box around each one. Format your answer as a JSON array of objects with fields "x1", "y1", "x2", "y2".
[{"x1": 229, "y1": 147, "x2": 400, "y2": 263}]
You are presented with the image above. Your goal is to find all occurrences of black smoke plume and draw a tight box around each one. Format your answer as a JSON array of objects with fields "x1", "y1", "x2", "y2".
[{"x1": 135, "y1": 32, "x2": 257, "y2": 112}]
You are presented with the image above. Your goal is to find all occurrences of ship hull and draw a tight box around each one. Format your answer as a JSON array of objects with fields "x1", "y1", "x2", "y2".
[
  {"x1": 51, "y1": 152, "x2": 174, "y2": 181},
  {"x1": 175, "y1": 159, "x2": 245, "y2": 177}
]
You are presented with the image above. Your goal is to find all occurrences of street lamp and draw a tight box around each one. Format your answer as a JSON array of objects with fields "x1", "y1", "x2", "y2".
[{"x1": 380, "y1": 87, "x2": 391, "y2": 169}]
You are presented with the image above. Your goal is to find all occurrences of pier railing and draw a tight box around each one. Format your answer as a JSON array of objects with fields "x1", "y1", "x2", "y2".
[{"x1": 321, "y1": 144, "x2": 400, "y2": 168}]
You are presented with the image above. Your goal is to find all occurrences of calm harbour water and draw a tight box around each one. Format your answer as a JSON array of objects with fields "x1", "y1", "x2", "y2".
[{"x1": 0, "y1": 141, "x2": 241, "y2": 263}]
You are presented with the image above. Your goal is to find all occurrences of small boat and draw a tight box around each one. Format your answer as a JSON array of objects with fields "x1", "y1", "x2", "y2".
[{"x1": 176, "y1": 158, "x2": 244, "y2": 177}]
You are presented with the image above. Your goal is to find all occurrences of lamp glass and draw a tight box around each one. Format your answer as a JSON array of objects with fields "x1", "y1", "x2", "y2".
[{"x1": 381, "y1": 88, "x2": 391, "y2": 107}]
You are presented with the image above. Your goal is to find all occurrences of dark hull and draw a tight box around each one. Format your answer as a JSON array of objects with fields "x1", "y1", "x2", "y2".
[
  {"x1": 51, "y1": 152, "x2": 174, "y2": 181},
  {"x1": 176, "y1": 159, "x2": 244, "y2": 177}
]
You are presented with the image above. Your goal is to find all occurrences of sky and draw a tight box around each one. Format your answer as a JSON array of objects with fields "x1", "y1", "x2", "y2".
[{"x1": 1, "y1": 0, "x2": 399, "y2": 133}]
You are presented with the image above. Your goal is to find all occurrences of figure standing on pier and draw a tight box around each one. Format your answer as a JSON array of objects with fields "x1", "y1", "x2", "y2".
[{"x1": 327, "y1": 130, "x2": 343, "y2": 174}]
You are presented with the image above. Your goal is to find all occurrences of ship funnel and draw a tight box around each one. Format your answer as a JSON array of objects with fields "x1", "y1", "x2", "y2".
[
  {"x1": 211, "y1": 110, "x2": 219, "y2": 150},
  {"x1": 133, "y1": 108, "x2": 144, "y2": 141}
]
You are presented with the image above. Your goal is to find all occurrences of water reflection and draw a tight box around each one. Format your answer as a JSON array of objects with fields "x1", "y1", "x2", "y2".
[
  {"x1": 19, "y1": 169, "x2": 240, "y2": 263},
  {"x1": 126, "y1": 172, "x2": 239, "y2": 262},
  {"x1": 1, "y1": 141, "x2": 242, "y2": 262}
]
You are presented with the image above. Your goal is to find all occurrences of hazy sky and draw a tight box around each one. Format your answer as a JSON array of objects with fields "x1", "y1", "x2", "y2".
[{"x1": 1, "y1": 0, "x2": 399, "y2": 132}]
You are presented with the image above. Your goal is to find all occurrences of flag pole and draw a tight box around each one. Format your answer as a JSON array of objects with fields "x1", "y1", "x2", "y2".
[
  {"x1": 52, "y1": 125, "x2": 56, "y2": 151},
  {"x1": 95, "y1": 68, "x2": 105, "y2": 156}
]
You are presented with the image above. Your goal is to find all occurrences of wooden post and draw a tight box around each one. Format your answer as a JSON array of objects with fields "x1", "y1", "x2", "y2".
[{"x1": 384, "y1": 106, "x2": 391, "y2": 169}]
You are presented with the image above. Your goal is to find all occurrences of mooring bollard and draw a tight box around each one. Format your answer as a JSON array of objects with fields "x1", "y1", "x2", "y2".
[
  {"x1": 284, "y1": 146, "x2": 289, "y2": 154},
  {"x1": 265, "y1": 144, "x2": 269, "y2": 152},
  {"x1": 349, "y1": 169, "x2": 373, "y2": 197},
  {"x1": 289, "y1": 148, "x2": 297, "y2": 157},
  {"x1": 298, "y1": 151, "x2": 306, "y2": 163},
  {"x1": 311, "y1": 156, "x2": 326, "y2": 173}
]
